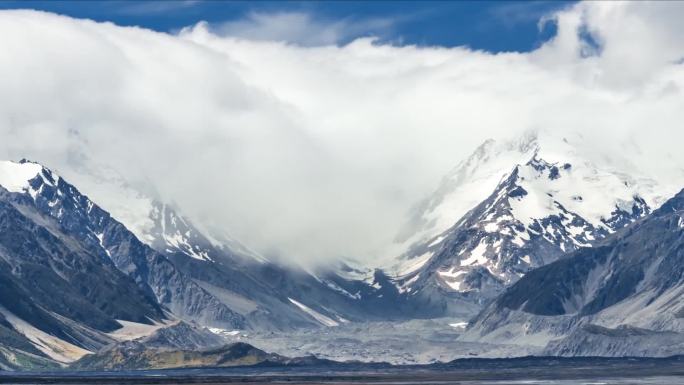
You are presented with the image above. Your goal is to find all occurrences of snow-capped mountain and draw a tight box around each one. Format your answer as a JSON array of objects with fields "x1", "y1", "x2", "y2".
[
  {"x1": 393, "y1": 133, "x2": 540, "y2": 254},
  {"x1": 0, "y1": 161, "x2": 172, "y2": 368},
  {"x1": 391, "y1": 130, "x2": 677, "y2": 306},
  {"x1": 0, "y1": 160, "x2": 246, "y2": 329},
  {"x1": 461, "y1": 187, "x2": 684, "y2": 357}
]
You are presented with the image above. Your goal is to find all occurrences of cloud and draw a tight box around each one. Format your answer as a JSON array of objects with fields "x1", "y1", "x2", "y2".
[
  {"x1": 0, "y1": 4, "x2": 683, "y2": 267},
  {"x1": 194, "y1": 11, "x2": 395, "y2": 46},
  {"x1": 534, "y1": 2, "x2": 684, "y2": 88},
  {"x1": 489, "y1": 1, "x2": 572, "y2": 28},
  {"x1": 113, "y1": 0, "x2": 202, "y2": 16}
]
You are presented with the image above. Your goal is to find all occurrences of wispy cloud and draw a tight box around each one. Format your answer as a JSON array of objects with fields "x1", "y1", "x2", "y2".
[
  {"x1": 196, "y1": 11, "x2": 396, "y2": 46},
  {"x1": 112, "y1": 0, "x2": 202, "y2": 16},
  {"x1": 488, "y1": 1, "x2": 574, "y2": 28}
]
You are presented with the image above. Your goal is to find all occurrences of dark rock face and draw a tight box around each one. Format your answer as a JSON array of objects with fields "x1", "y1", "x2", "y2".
[
  {"x1": 493, "y1": 245, "x2": 610, "y2": 316},
  {"x1": 0, "y1": 189, "x2": 165, "y2": 352}
]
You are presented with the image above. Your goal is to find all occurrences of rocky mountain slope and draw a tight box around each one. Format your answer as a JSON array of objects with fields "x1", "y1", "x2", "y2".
[
  {"x1": 461, "y1": 187, "x2": 684, "y2": 356},
  {"x1": 0, "y1": 159, "x2": 266, "y2": 368},
  {"x1": 0, "y1": 160, "x2": 246, "y2": 329}
]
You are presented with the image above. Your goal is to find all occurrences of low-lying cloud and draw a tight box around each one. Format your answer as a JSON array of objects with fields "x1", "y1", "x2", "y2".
[{"x1": 0, "y1": 2, "x2": 683, "y2": 266}]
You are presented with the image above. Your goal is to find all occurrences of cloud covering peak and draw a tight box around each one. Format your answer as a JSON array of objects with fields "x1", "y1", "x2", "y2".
[{"x1": 0, "y1": 3, "x2": 683, "y2": 266}]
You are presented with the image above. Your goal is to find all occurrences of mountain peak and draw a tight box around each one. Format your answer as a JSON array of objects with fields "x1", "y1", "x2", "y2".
[
  {"x1": 391, "y1": 130, "x2": 579, "y2": 259},
  {"x1": 509, "y1": 128, "x2": 540, "y2": 154},
  {"x1": 389, "y1": 129, "x2": 674, "y2": 307},
  {"x1": 0, "y1": 159, "x2": 57, "y2": 194}
]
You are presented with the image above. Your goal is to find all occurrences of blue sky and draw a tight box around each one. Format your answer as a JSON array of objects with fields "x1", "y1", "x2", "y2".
[{"x1": 1, "y1": 1, "x2": 574, "y2": 51}]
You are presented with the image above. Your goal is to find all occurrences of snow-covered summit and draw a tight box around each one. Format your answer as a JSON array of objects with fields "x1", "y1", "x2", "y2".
[
  {"x1": 393, "y1": 130, "x2": 669, "y2": 260},
  {"x1": 0, "y1": 159, "x2": 59, "y2": 195},
  {"x1": 389, "y1": 130, "x2": 678, "y2": 301},
  {"x1": 392, "y1": 131, "x2": 540, "y2": 257}
]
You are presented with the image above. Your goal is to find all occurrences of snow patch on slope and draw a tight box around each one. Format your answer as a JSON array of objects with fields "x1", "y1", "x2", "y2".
[
  {"x1": 0, "y1": 160, "x2": 43, "y2": 193},
  {"x1": 0, "y1": 306, "x2": 90, "y2": 364},
  {"x1": 288, "y1": 298, "x2": 339, "y2": 327},
  {"x1": 107, "y1": 319, "x2": 171, "y2": 342},
  {"x1": 510, "y1": 155, "x2": 664, "y2": 230},
  {"x1": 460, "y1": 241, "x2": 488, "y2": 267},
  {"x1": 398, "y1": 251, "x2": 433, "y2": 277}
]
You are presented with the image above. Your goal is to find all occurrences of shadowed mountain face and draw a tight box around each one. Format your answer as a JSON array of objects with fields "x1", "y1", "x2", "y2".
[
  {"x1": 461, "y1": 188, "x2": 684, "y2": 355},
  {"x1": 0, "y1": 160, "x2": 246, "y2": 330},
  {"x1": 0, "y1": 196, "x2": 164, "y2": 328},
  {"x1": 0, "y1": 160, "x2": 254, "y2": 367},
  {"x1": 0, "y1": 188, "x2": 169, "y2": 361}
]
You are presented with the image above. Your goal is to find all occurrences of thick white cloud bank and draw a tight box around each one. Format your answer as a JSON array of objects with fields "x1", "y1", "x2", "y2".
[{"x1": 0, "y1": 2, "x2": 684, "y2": 266}]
